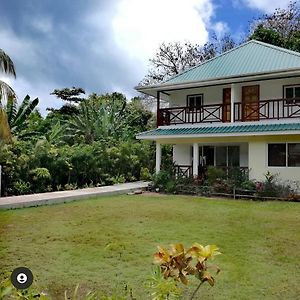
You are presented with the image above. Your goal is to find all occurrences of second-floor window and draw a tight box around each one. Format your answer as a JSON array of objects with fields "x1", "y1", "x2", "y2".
[
  {"x1": 284, "y1": 85, "x2": 300, "y2": 103},
  {"x1": 187, "y1": 94, "x2": 203, "y2": 110}
]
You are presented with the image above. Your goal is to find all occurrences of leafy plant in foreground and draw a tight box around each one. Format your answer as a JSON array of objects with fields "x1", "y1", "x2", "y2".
[
  {"x1": 146, "y1": 266, "x2": 182, "y2": 300},
  {"x1": 154, "y1": 243, "x2": 221, "y2": 299}
]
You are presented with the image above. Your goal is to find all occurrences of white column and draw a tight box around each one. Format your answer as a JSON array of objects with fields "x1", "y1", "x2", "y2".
[
  {"x1": 155, "y1": 142, "x2": 161, "y2": 174},
  {"x1": 230, "y1": 83, "x2": 237, "y2": 123},
  {"x1": 193, "y1": 143, "x2": 199, "y2": 177}
]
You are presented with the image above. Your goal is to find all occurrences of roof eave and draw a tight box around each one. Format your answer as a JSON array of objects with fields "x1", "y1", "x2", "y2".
[
  {"x1": 136, "y1": 130, "x2": 300, "y2": 140},
  {"x1": 135, "y1": 68, "x2": 300, "y2": 96}
]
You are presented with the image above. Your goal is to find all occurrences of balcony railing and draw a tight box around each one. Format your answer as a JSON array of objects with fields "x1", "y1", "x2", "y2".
[
  {"x1": 234, "y1": 98, "x2": 300, "y2": 121},
  {"x1": 175, "y1": 165, "x2": 249, "y2": 181},
  {"x1": 157, "y1": 98, "x2": 300, "y2": 126}
]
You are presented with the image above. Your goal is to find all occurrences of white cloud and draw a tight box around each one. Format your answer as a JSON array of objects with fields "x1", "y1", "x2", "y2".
[
  {"x1": 240, "y1": 0, "x2": 291, "y2": 13},
  {"x1": 212, "y1": 21, "x2": 229, "y2": 38},
  {"x1": 112, "y1": 0, "x2": 215, "y2": 66}
]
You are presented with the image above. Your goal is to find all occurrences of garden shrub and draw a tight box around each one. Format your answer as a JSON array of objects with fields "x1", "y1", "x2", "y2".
[
  {"x1": 206, "y1": 166, "x2": 226, "y2": 185},
  {"x1": 140, "y1": 167, "x2": 152, "y2": 181},
  {"x1": 227, "y1": 167, "x2": 250, "y2": 187},
  {"x1": 240, "y1": 179, "x2": 256, "y2": 191},
  {"x1": 212, "y1": 178, "x2": 233, "y2": 193},
  {"x1": 13, "y1": 180, "x2": 32, "y2": 195},
  {"x1": 152, "y1": 170, "x2": 175, "y2": 192}
]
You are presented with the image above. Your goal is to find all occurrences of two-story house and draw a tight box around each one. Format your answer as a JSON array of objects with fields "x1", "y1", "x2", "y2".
[{"x1": 136, "y1": 40, "x2": 300, "y2": 185}]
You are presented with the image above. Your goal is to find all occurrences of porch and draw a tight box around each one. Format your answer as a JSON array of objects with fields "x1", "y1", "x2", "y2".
[
  {"x1": 157, "y1": 97, "x2": 300, "y2": 126},
  {"x1": 157, "y1": 142, "x2": 249, "y2": 178},
  {"x1": 174, "y1": 164, "x2": 249, "y2": 180}
]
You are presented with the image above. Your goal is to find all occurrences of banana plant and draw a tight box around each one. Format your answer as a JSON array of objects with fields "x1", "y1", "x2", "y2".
[{"x1": 5, "y1": 94, "x2": 39, "y2": 136}]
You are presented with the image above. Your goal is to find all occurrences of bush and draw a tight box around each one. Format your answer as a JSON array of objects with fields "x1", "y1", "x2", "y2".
[
  {"x1": 13, "y1": 180, "x2": 32, "y2": 195},
  {"x1": 212, "y1": 178, "x2": 233, "y2": 193},
  {"x1": 227, "y1": 167, "x2": 250, "y2": 187},
  {"x1": 255, "y1": 172, "x2": 294, "y2": 198},
  {"x1": 240, "y1": 179, "x2": 256, "y2": 191},
  {"x1": 206, "y1": 166, "x2": 226, "y2": 185},
  {"x1": 140, "y1": 167, "x2": 152, "y2": 181},
  {"x1": 153, "y1": 170, "x2": 175, "y2": 192}
]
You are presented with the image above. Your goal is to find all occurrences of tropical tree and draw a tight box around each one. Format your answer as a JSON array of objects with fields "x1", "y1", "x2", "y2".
[
  {"x1": 0, "y1": 48, "x2": 17, "y2": 142},
  {"x1": 249, "y1": 2, "x2": 300, "y2": 52},
  {"x1": 66, "y1": 92, "x2": 128, "y2": 143},
  {"x1": 5, "y1": 95, "x2": 39, "y2": 137},
  {"x1": 47, "y1": 86, "x2": 85, "y2": 117},
  {"x1": 140, "y1": 34, "x2": 236, "y2": 86}
]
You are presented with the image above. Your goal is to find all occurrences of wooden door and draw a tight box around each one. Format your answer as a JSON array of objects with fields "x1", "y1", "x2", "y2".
[
  {"x1": 242, "y1": 85, "x2": 259, "y2": 121},
  {"x1": 222, "y1": 88, "x2": 231, "y2": 122}
]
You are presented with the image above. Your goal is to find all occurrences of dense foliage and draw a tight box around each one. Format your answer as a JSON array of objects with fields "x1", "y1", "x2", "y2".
[
  {"x1": 0, "y1": 92, "x2": 155, "y2": 196},
  {"x1": 249, "y1": 2, "x2": 300, "y2": 51}
]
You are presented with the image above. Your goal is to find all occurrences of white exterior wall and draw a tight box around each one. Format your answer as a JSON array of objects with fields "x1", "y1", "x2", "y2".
[
  {"x1": 173, "y1": 144, "x2": 192, "y2": 165},
  {"x1": 168, "y1": 76, "x2": 300, "y2": 107},
  {"x1": 249, "y1": 140, "x2": 300, "y2": 184}
]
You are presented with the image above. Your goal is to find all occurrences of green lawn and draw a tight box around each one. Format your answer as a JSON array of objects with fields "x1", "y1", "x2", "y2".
[{"x1": 0, "y1": 194, "x2": 299, "y2": 299}]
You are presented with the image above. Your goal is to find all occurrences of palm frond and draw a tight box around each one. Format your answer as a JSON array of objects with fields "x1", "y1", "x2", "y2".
[
  {"x1": 0, "y1": 80, "x2": 17, "y2": 104},
  {"x1": 0, "y1": 49, "x2": 16, "y2": 77},
  {"x1": 0, "y1": 108, "x2": 12, "y2": 143}
]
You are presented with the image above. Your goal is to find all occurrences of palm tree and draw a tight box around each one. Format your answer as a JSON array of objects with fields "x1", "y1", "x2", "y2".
[{"x1": 0, "y1": 48, "x2": 17, "y2": 142}]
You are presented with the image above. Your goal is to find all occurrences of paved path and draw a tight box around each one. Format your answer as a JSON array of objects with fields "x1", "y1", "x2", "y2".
[{"x1": 0, "y1": 181, "x2": 150, "y2": 210}]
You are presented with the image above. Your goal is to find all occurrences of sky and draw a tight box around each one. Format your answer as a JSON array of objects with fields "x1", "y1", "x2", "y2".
[{"x1": 0, "y1": 0, "x2": 293, "y2": 113}]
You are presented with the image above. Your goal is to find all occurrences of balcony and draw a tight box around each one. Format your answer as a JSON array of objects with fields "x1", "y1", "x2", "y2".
[{"x1": 157, "y1": 98, "x2": 300, "y2": 126}]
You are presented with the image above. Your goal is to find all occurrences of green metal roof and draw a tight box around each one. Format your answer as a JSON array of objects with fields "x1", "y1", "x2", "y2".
[
  {"x1": 163, "y1": 40, "x2": 300, "y2": 85},
  {"x1": 137, "y1": 122, "x2": 300, "y2": 138}
]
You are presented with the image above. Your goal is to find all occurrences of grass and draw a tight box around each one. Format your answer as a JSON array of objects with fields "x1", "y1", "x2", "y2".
[{"x1": 0, "y1": 194, "x2": 299, "y2": 299}]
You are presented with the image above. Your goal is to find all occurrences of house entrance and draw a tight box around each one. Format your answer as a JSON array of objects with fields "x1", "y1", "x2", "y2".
[
  {"x1": 198, "y1": 146, "x2": 215, "y2": 167},
  {"x1": 242, "y1": 85, "x2": 259, "y2": 121},
  {"x1": 222, "y1": 88, "x2": 231, "y2": 122}
]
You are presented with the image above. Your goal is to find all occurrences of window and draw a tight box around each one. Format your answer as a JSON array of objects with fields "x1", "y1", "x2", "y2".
[
  {"x1": 284, "y1": 85, "x2": 300, "y2": 103},
  {"x1": 268, "y1": 143, "x2": 300, "y2": 167},
  {"x1": 216, "y1": 146, "x2": 240, "y2": 167},
  {"x1": 268, "y1": 144, "x2": 286, "y2": 166},
  {"x1": 187, "y1": 94, "x2": 203, "y2": 110},
  {"x1": 216, "y1": 146, "x2": 227, "y2": 167},
  {"x1": 288, "y1": 144, "x2": 300, "y2": 167},
  {"x1": 228, "y1": 146, "x2": 240, "y2": 167}
]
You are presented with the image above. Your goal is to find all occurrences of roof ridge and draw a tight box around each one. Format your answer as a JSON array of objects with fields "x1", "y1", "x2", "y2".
[
  {"x1": 251, "y1": 39, "x2": 300, "y2": 58},
  {"x1": 163, "y1": 40, "x2": 300, "y2": 85},
  {"x1": 163, "y1": 40, "x2": 254, "y2": 84}
]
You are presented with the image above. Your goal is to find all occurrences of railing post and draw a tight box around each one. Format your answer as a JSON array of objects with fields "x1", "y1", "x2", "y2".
[
  {"x1": 156, "y1": 91, "x2": 160, "y2": 127},
  {"x1": 231, "y1": 84, "x2": 237, "y2": 123}
]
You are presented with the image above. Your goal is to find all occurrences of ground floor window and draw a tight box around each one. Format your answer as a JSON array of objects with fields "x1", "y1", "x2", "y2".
[
  {"x1": 288, "y1": 143, "x2": 300, "y2": 167},
  {"x1": 198, "y1": 145, "x2": 240, "y2": 167},
  {"x1": 268, "y1": 143, "x2": 300, "y2": 167}
]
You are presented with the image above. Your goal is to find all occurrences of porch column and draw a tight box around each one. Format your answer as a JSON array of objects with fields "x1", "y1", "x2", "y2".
[
  {"x1": 193, "y1": 143, "x2": 199, "y2": 177},
  {"x1": 156, "y1": 91, "x2": 160, "y2": 127},
  {"x1": 230, "y1": 83, "x2": 238, "y2": 123},
  {"x1": 155, "y1": 142, "x2": 161, "y2": 174}
]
